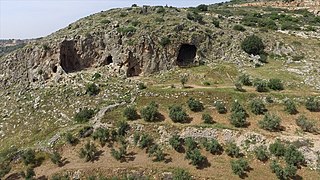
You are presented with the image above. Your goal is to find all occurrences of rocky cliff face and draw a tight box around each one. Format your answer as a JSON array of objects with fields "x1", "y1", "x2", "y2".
[
  {"x1": 0, "y1": 4, "x2": 319, "y2": 89},
  {"x1": 0, "y1": 6, "x2": 250, "y2": 89}
]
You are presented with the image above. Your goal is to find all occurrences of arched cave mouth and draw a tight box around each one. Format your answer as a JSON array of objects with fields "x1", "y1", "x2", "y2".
[
  {"x1": 106, "y1": 55, "x2": 113, "y2": 65},
  {"x1": 59, "y1": 40, "x2": 81, "y2": 73},
  {"x1": 177, "y1": 44, "x2": 197, "y2": 67},
  {"x1": 126, "y1": 51, "x2": 141, "y2": 77},
  {"x1": 52, "y1": 66, "x2": 57, "y2": 73},
  {"x1": 127, "y1": 66, "x2": 141, "y2": 77}
]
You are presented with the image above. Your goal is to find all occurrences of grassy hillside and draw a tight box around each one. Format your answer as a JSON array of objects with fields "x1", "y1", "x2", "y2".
[{"x1": 0, "y1": 2, "x2": 320, "y2": 179}]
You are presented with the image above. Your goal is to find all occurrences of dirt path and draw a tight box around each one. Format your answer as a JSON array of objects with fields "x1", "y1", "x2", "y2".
[{"x1": 153, "y1": 83, "x2": 320, "y2": 96}]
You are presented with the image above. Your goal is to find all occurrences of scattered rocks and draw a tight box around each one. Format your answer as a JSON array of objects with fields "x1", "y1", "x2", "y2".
[
  {"x1": 47, "y1": 133, "x2": 60, "y2": 147},
  {"x1": 180, "y1": 127, "x2": 218, "y2": 139},
  {"x1": 236, "y1": 132, "x2": 267, "y2": 152},
  {"x1": 72, "y1": 170, "x2": 81, "y2": 180},
  {"x1": 157, "y1": 126, "x2": 171, "y2": 145}
]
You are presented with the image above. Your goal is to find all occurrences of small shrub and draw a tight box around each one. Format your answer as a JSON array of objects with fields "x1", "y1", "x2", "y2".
[
  {"x1": 305, "y1": 97, "x2": 320, "y2": 112},
  {"x1": 296, "y1": 115, "x2": 317, "y2": 133},
  {"x1": 226, "y1": 142, "x2": 240, "y2": 158},
  {"x1": 100, "y1": 19, "x2": 111, "y2": 25},
  {"x1": 270, "y1": 160, "x2": 297, "y2": 180},
  {"x1": 233, "y1": 24, "x2": 246, "y2": 31},
  {"x1": 140, "y1": 101, "x2": 159, "y2": 122},
  {"x1": 86, "y1": 83, "x2": 100, "y2": 96},
  {"x1": 238, "y1": 74, "x2": 252, "y2": 86},
  {"x1": 185, "y1": 148, "x2": 206, "y2": 167},
  {"x1": 241, "y1": 34, "x2": 265, "y2": 55},
  {"x1": 139, "y1": 134, "x2": 153, "y2": 149},
  {"x1": 169, "y1": 105, "x2": 189, "y2": 123},
  {"x1": 203, "y1": 139, "x2": 223, "y2": 154},
  {"x1": 92, "y1": 73, "x2": 101, "y2": 80},
  {"x1": 254, "y1": 146, "x2": 269, "y2": 161},
  {"x1": 259, "y1": 18, "x2": 278, "y2": 30},
  {"x1": 196, "y1": 4, "x2": 208, "y2": 11},
  {"x1": 231, "y1": 158, "x2": 249, "y2": 176},
  {"x1": 187, "y1": 12, "x2": 203, "y2": 23},
  {"x1": 111, "y1": 143, "x2": 127, "y2": 161},
  {"x1": 138, "y1": 82, "x2": 147, "y2": 89},
  {"x1": 110, "y1": 149, "x2": 122, "y2": 161},
  {"x1": 42, "y1": 44, "x2": 50, "y2": 51},
  {"x1": 187, "y1": 97, "x2": 204, "y2": 112},
  {"x1": 131, "y1": 20, "x2": 140, "y2": 27},
  {"x1": 230, "y1": 101, "x2": 247, "y2": 127},
  {"x1": 123, "y1": 106, "x2": 139, "y2": 120},
  {"x1": 92, "y1": 127, "x2": 110, "y2": 146},
  {"x1": 74, "y1": 108, "x2": 95, "y2": 123},
  {"x1": 254, "y1": 79, "x2": 269, "y2": 92},
  {"x1": 155, "y1": 17, "x2": 165, "y2": 23},
  {"x1": 202, "y1": 113, "x2": 213, "y2": 124},
  {"x1": 51, "y1": 174, "x2": 70, "y2": 180},
  {"x1": 25, "y1": 167, "x2": 35, "y2": 179},
  {"x1": 50, "y1": 152, "x2": 62, "y2": 166},
  {"x1": 284, "y1": 145, "x2": 305, "y2": 166},
  {"x1": 21, "y1": 149, "x2": 36, "y2": 165},
  {"x1": 160, "y1": 37, "x2": 171, "y2": 47},
  {"x1": 79, "y1": 141, "x2": 98, "y2": 162},
  {"x1": 212, "y1": 18, "x2": 220, "y2": 27},
  {"x1": 156, "y1": 6, "x2": 165, "y2": 13},
  {"x1": 180, "y1": 75, "x2": 189, "y2": 88},
  {"x1": 203, "y1": 81, "x2": 211, "y2": 86},
  {"x1": 230, "y1": 111, "x2": 247, "y2": 127},
  {"x1": 215, "y1": 101, "x2": 227, "y2": 114},
  {"x1": 292, "y1": 55, "x2": 304, "y2": 61},
  {"x1": 173, "y1": 168, "x2": 192, "y2": 180},
  {"x1": 234, "y1": 82, "x2": 244, "y2": 91},
  {"x1": 250, "y1": 99, "x2": 266, "y2": 115},
  {"x1": 116, "y1": 120, "x2": 129, "y2": 136},
  {"x1": 259, "y1": 113, "x2": 282, "y2": 131},
  {"x1": 231, "y1": 100, "x2": 246, "y2": 114},
  {"x1": 283, "y1": 164, "x2": 298, "y2": 179},
  {"x1": 284, "y1": 99, "x2": 298, "y2": 114},
  {"x1": 184, "y1": 137, "x2": 197, "y2": 151},
  {"x1": 266, "y1": 96, "x2": 274, "y2": 103},
  {"x1": 117, "y1": 26, "x2": 136, "y2": 35},
  {"x1": 269, "y1": 140, "x2": 286, "y2": 157},
  {"x1": 0, "y1": 163, "x2": 11, "y2": 178},
  {"x1": 65, "y1": 132, "x2": 77, "y2": 145},
  {"x1": 268, "y1": 79, "x2": 284, "y2": 91},
  {"x1": 281, "y1": 21, "x2": 300, "y2": 30},
  {"x1": 169, "y1": 135, "x2": 182, "y2": 151},
  {"x1": 147, "y1": 144, "x2": 165, "y2": 162},
  {"x1": 119, "y1": 12, "x2": 128, "y2": 17}
]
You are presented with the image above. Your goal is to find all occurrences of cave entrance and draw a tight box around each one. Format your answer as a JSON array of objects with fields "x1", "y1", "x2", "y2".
[
  {"x1": 177, "y1": 44, "x2": 197, "y2": 66},
  {"x1": 52, "y1": 66, "x2": 57, "y2": 73},
  {"x1": 126, "y1": 51, "x2": 141, "y2": 77},
  {"x1": 106, "y1": 55, "x2": 113, "y2": 65},
  {"x1": 127, "y1": 65, "x2": 141, "y2": 77},
  {"x1": 59, "y1": 40, "x2": 81, "y2": 73}
]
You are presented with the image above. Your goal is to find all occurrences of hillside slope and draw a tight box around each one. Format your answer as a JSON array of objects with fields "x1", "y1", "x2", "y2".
[
  {"x1": 0, "y1": 2, "x2": 319, "y2": 89},
  {"x1": 0, "y1": 2, "x2": 320, "y2": 179}
]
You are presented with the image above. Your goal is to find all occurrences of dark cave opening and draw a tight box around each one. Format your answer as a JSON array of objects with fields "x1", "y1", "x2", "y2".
[
  {"x1": 177, "y1": 44, "x2": 197, "y2": 66},
  {"x1": 106, "y1": 55, "x2": 113, "y2": 65},
  {"x1": 127, "y1": 65, "x2": 141, "y2": 77},
  {"x1": 59, "y1": 40, "x2": 81, "y2": 73},
  {"x1": 126, "y1": 51, "x2": 141, "y2": 77},
  {"x1": 52, "y1": 66, "x2": 57, "y2": 73}
]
